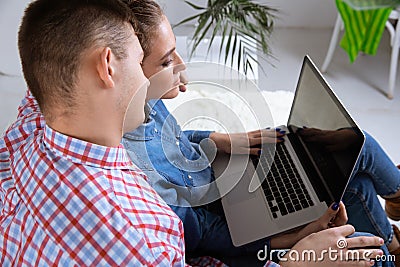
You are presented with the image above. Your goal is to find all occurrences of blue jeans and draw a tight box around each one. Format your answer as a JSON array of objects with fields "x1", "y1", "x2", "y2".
[{"x1": 343, "y1": 132, "x2": 400, "y2": 247}]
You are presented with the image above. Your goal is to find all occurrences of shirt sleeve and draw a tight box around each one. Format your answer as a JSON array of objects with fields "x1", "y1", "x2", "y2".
[{"x1": 183, "y1": 130, "x2": 213, "y2": 144}]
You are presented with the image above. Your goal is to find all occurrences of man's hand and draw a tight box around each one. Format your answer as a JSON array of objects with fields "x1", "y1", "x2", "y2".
[
  {"x1": 209, "y1": 129, "x2": 285, "y2": 155},
  {"x1": 280, "y1": 225, "x2": 384, "y2": 267}
]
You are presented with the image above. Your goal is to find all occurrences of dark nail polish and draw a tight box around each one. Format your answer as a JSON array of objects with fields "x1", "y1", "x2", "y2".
[
  {"x1": 278, "y1": 137, "x2": 285, "y2": 141},
  {"x1": 279, "y1": 130, "x2": 286, "y2": 134},
  {"x1": 258, "y1": 150, "x2": 262, "y2": 156},
  {"x1": 332, "y1": 202, "x2": 339, "y2": 211},
  {"x1": 275, "y1": 128, "x2": 281, "y2": 131}
]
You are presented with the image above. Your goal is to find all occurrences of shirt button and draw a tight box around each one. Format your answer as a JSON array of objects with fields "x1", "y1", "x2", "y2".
[
  {"x1": 188, "y1": 175, "x2": 192, "y2": 179},
  {"x1": 176, "y1": 141, "x2": 179, "y2": 146},
  {"x1": 154, "y1": 128, "x2": 158, "y2": 133}
]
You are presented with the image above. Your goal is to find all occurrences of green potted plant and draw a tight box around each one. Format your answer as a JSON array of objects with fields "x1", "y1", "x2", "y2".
[{"x1": 175, "y1": 0, "x2": 278, "y2": 76}]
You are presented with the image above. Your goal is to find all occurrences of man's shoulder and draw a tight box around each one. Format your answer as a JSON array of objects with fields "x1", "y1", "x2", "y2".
[{"x1": 3, "y1": 111, "x2": 44, "y2": 153}]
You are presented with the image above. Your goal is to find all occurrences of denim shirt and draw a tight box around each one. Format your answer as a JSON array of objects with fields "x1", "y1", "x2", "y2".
[
  {"x1": 122, "y1": 100, "x2": 274, "y2": 256},
  {"x1": 123, "y1": 99, "x2": 216, "y2": 207}
]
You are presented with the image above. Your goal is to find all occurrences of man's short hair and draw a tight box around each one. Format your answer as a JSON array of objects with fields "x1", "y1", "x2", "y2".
[{"x1": 18, "y1": 0, "x2": 135, "y2": 115}]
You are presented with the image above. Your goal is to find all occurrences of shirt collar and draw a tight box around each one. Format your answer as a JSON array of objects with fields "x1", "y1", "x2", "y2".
[
  {"x1": 43, "y1": 125, "x2": 134, "y2": 170},
  {"x1": 123, "y1": 119, "x2": 155, "y2": 140}
]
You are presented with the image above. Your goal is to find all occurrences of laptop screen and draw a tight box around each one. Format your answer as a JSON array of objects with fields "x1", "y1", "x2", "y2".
[{"x1": 287, "y1": 56, "x2": 365, "y2": 202}]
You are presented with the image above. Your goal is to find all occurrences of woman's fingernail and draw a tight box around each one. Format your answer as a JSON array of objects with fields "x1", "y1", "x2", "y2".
[
  {"x1": 275, "y1": 128, "x2": 281, "y2": 131},
  {"x1": 379, "y1": 238, "x2": 384, "y2": 245},
  {"x1": 279, "y1": 130, "x2": 286, "y2": 134},
  {"x1": 258, "y1": 150, "x2": 262, "y2": 155},
  {"x1": 331, "y1": 202, "x2": 339, "y2": 211},
  {"x1": 278, "y1": 137, "x2": 285, "y2": 142},
  {"x1": 265, "y1": 127, "x2": 270, "y2": 130}
]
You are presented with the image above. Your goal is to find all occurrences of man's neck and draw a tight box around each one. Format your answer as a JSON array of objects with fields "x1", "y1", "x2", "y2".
[{"x1": 47, "y1": 107, "x2": 123, "y2": 148}]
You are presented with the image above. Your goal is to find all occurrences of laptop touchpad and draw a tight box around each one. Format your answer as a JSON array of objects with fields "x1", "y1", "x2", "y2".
[{"x1": 225, "y1": 167, "x2": 258, "y2": 205}]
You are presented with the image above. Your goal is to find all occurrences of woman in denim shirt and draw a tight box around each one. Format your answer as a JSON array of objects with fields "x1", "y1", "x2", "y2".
[{"x1": 122, "y1": 1, "x2": 400, "y2": 266}]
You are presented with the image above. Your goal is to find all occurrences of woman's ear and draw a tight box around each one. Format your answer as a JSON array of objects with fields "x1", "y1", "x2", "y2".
[{"x1": 97, "y1": 47, "x2": 115, "y2": 88}]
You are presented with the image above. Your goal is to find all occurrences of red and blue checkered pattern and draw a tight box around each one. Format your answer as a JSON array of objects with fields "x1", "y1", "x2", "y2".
[{"x1": 0, "y1": 91, "x2": 186, "y2": 266}]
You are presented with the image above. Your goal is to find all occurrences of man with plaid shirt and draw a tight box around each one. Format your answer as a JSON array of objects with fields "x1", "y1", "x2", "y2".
[
  {"x1": 1, "y1": 90, "x2": 188, "y2": 265},
  {"x1": 0, "y1": 0, "x2": 190, "y2": 265}
]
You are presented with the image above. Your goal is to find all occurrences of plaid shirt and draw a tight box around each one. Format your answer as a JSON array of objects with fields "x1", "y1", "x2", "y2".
[{"x1": 0, "y1": 91, "x2": 189, "y2": 266}]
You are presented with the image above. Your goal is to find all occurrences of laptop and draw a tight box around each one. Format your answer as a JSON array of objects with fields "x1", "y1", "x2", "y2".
[{"x1": 211, "y1": 55, "x2": 365, "y2": 246}]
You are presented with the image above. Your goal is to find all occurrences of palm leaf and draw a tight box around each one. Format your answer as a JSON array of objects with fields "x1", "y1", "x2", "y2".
[
  {"x1": 224, "y1": 27, "x2": 233, "y2": 65},
  {"x1": 175, "y1": 0, "x2": 278, "y2": 77},
  {"x1": 190, "y1": 20, "x2": 213, "y2": 59},
  {"x1": 218, "y1": 21, "x2": 229, "y2": 62},
  {"x1": 184, "y1": 0, "x2": 205, "y2": 10},
  {"x1": 231, "y1": 33, "x2": 238, "y2": 69},
  {"x1": 174, "y1": 13, "x2": 205, "y2": 28}
]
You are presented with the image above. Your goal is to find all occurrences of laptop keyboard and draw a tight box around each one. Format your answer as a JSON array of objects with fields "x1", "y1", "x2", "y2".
[{"x1": 251, "y1": 143, "x2": 314, "y2": 219}]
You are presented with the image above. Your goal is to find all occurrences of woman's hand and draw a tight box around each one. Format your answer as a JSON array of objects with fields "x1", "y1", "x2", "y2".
[
  {"x1": 271, "y1": 202, "x2": 347, "y2": 249},
  {"x1": 209, "y1": 128, "x2": 285, "y2": 155}
]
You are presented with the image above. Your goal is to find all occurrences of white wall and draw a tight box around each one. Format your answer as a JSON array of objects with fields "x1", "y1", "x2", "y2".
[
  {"x1": 0, "y1": 0, "x2": 31, "y2": 76},
  {"x1": 159, "y1": 0, "x2": 337, "y2": 28},
  {"x1": 0, "y1": 0, "x2": 338, "y2": 76}
]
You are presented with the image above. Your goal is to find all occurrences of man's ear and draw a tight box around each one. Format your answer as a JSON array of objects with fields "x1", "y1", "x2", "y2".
[{"x1": 97, "y1": 47, "x2": 115, "y2": 88}]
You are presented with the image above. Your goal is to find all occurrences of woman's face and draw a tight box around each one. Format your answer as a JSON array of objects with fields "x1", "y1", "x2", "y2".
[{"x1": 141, "y1": 16, "x2": 186, "y2": 100}]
